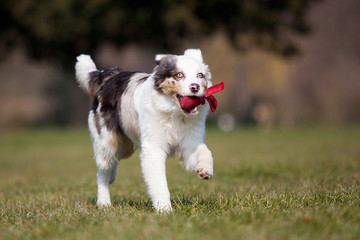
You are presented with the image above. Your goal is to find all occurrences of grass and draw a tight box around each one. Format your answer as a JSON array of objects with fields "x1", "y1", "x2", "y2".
[{"x1": 0, "y1": 126, "x2": 359, "y2": 239}]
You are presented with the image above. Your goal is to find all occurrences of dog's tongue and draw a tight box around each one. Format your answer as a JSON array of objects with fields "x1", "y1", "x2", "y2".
[{"x1": 180, "y1": 81, "x2": 224, "y2": 112}]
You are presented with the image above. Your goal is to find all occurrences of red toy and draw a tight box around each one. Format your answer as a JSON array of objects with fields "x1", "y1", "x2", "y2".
[{"x1": 180, "y1": 81, "x2": 224, "y2": 112}]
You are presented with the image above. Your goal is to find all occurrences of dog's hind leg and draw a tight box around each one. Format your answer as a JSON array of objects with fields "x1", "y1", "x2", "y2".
[
  {"x1": 96, "y1": 164, "x2": 117, "y2": 206},
  {"x1": 88, "y1": 111, "x2": 121, "y2": 206},
  {"x1": 89, "y1": 110, "x2": 135, "y2": 206},
  {"x1": 93, "y1": 140, "x2": 120, "y2": 206}
]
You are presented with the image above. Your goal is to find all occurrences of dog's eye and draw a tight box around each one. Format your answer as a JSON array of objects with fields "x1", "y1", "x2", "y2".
[
  {"x1": 176, "y1": 72, "x2": 184, "y2": 78},
  {"x1": 197, "y1": 73, "x2": 204, "y2": 79}
]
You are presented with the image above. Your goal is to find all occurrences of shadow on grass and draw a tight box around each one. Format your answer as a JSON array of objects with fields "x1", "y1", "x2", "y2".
[
  {"x1": 86, "y1": 194, "x2": 217, "y2": 212},
  {"x1": 87, "y1": 196, "x2": 153, "y2": 211},
  {"x1": 113, "y1": 198, "x2": 153, "y2": 210}
]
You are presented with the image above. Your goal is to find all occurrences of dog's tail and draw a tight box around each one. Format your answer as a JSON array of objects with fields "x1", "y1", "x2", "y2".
[{"x1": 75, "y1": 54, "x2": 100, "y2": 97}]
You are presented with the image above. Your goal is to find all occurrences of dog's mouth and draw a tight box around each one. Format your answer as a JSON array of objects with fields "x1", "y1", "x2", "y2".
[{"x1": 176, "y1": 94, "x2": 199, "y2": 115}]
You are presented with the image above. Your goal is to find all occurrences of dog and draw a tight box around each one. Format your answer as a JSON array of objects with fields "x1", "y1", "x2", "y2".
[{"x1": 75, "y1": 49, "x2": 214, "y2": 212}]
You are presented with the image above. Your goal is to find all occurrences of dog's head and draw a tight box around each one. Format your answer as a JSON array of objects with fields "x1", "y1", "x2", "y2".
[{"x1": 153, "y1": 49, "x2": 212, "y2": 116}]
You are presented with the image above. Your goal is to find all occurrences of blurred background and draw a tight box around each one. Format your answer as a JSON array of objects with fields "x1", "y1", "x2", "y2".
[{"x1": 1, "y1": 0, "x2": 359, "y2": 130}]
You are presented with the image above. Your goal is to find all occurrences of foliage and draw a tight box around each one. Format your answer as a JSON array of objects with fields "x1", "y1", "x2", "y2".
[
  {"x1": 1, "y1": 0, "x2": 317, "y2": 64},
  {"x1": 0, "y1": 127, "x2": 359, "y2": 239}
]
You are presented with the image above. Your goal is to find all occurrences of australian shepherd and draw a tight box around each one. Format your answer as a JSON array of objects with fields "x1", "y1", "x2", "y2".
[{"x1": 75, "y1": 49, "x2": 214, "y2": 212}]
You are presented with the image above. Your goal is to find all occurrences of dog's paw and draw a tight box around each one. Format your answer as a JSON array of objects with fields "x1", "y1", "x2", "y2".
[
  {"x1": 156, "y1": 204, "x2": 173, "y2": 213},
  {"x1": 196, "y1": 167, "x2": 213, "y2": 180},
  {"x1": 96, "y1": 201, "x2": 111, "y2": 208},
  {"x1": 154, "y1": 200, "x2": 172, "y2": 213},
  {"x1": 96, "y1": 197, "x2": 111, "y2": 207}
]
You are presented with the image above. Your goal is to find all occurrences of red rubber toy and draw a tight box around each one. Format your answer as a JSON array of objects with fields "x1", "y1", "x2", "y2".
[{"x1": 180, "y1": 81, "x2": 224, "y2": 112}]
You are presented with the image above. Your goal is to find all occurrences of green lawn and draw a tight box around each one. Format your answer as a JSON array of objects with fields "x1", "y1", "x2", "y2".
[{"x1": 0, "y1": 126, "x2": 359, "y2": 239}]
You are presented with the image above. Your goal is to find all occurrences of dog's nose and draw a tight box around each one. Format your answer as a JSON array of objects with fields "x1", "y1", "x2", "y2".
[{"x1": 190, "y1": 83, "x2": 200, "y2": 93}]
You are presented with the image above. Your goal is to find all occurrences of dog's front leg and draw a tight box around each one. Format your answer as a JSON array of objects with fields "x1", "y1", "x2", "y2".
[
  {"x1": 195, "y1": 144, "x2": 214, "y2": 179},
  {"x1": 182, "y1": 143, "x2": 214, "y2": 180},
  {"x1": 140, "y1": 145, "x2": 172, "y2": 212}
]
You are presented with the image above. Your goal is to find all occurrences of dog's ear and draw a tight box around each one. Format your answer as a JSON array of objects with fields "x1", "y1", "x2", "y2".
[
  {"x1": 184, "y1": 49, "x2": 203, "y2": 62},
  {"x1": 155, "y1": 54, "x2": 170, "y2": 65}
]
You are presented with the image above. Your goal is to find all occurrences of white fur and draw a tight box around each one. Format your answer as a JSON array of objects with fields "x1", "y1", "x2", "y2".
[
  {"x1": 75, "y1": 54, "x2": 97, "y2": 95},
  {"x1": 184, "y1": 48, "x2": 203, "y2": 62},
  {"x1": 155, "y1": 54, "x2": 167, "y2": 62},
  {"x1": 134, "y1": 79, "x2": 212, "y2": 211},
  {"x1": 88, "y1": 108, "x2": 120, "y2": 206},
  {"x1": 76, "y1": 49, "x2": 214, "y2": 212}
]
